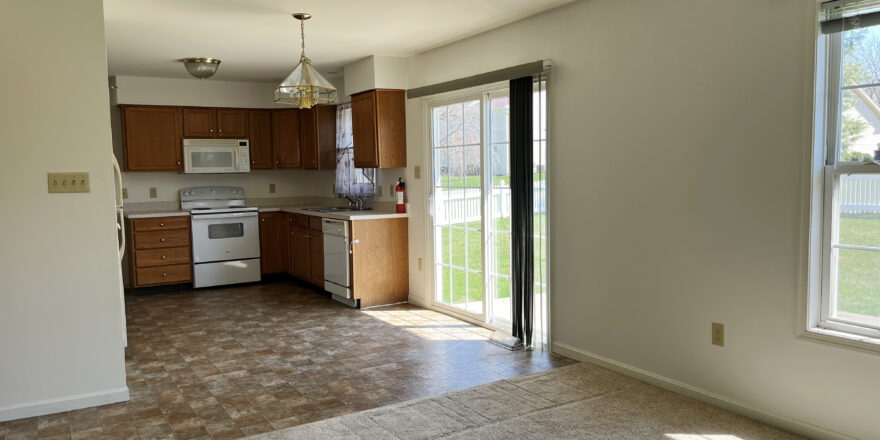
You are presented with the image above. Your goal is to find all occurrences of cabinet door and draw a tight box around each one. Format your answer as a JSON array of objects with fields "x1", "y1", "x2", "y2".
[
  {"x1": 352, "y1": 91, "x2": 379, "y2": 168},
  {"x1": 309, "y1": 231, "x2": 324, "y2": 287},
  {"x1": 248, "y1": 110, "x2": 274, "y2": 169},
  {"x1": 122, "y1": 106, "x2": 182, "y2": 172},
  {"x1": 216, "y1": 109, "x2": 248, "y2": 138},
  {"x1": 259, "y1": 212, "x2": 287, "y2": 274},
  {"x1": 289, "y1": 227, "x2": 311, "y2": 279},
  {"x1": 272, "y1": 109, "x2": 302, "y2": 168},
  {"x1": 182, "y1": 107, "x2": 216, "y2": 137},
  {"x1": 317, "y1": 105, "x2": 337, "y2": 170},
  {"x1": 375, "y1": 90, "x2": 407, "y2": 168},
  {"x1": 300, "y1": 107, "x2": 318, "y2": 169}
]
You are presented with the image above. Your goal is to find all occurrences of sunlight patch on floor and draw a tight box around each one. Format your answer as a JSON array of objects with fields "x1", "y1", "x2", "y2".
[{"x1": 362, "y1": 308, "x2": 494, "y2": 341}]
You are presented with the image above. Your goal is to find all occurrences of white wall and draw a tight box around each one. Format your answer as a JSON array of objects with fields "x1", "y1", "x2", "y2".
[
  {"x1": 403, "y1": 1, "x2": 879, "y2": 439},
  {"x1": 113, "y1": 75, "x2": 339, "y2": 203},
  {"x1": 0, "y1": 0, "x2": 128, "y2": 419}
]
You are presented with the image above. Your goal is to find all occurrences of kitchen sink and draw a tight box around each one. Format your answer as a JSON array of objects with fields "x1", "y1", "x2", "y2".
[{"x1": 304, "y1": 206, "x2": 372, "y2": 213}]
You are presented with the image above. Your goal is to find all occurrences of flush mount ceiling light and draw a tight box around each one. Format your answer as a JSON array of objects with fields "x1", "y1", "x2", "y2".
[
  {"x1": 181, "y1": 57, "x2": 221, "y2": 80},
  {"x1": 274, "y1": 13, "x2": 337, "y2": 108}
]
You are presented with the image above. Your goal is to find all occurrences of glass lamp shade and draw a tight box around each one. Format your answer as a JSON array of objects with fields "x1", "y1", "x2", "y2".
[
  {"x1": 182, "y1": 57, "x2": 221, "y2": 80},
  {"x1": 274, "y1": 55, "x2": 337, "y2": 108}
]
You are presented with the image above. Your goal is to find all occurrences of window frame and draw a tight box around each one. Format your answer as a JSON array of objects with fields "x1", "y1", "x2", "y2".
[{"x1": 809, "y1": 7, "x2": 880, "y2": 347}]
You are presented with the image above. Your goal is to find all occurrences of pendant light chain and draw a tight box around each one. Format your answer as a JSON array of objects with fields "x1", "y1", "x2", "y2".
[{"x1": 300, "y1": 18, "x2": 306, "y2": 58}]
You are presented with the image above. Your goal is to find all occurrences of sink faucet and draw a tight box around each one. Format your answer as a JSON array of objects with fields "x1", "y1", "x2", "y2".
[
  {"x1": 356, "y1": 197, "x2": 364, "y2": 210},
  {"x1": 344, "y1": 195, "x2": 357, "y2": 208}
]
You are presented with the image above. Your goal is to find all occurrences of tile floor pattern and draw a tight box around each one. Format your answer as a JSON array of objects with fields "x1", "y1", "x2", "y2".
[{"x1": 0, "y1": 281, "x2": 572, "y2": 440}]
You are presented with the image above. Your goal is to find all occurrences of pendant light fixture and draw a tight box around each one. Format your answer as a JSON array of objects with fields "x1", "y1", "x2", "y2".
[
  {"x1": 181, "y1": 57, "x2": 221, "y2": 80},
  {"x1": 274, "y1": 13, "x2": 337, "y2": 108}
]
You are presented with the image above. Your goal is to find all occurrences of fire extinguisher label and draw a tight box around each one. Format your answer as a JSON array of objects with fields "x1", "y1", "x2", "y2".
[{"x1": 397, "y1": 191, "x2": 404, "y2": 204}]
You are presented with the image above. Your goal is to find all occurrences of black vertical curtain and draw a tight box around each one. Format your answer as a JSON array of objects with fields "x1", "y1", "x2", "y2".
[{"x1": 510, "y1": 76, "x2": 534, "y2": 347}]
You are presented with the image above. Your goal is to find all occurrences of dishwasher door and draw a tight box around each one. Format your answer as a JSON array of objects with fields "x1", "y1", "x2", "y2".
[{"x1": 323, "y1": 218, "x2": 351, "y2": 298}]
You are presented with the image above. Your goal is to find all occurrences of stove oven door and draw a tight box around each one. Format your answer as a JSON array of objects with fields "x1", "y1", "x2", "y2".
[{"x1": 191, "y1": 211, "x2": 260, "y2": 263}]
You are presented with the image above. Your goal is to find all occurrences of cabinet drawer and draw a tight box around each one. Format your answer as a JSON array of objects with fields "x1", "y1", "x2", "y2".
[
  {"x1": 136, "y1": 264, "x2": 191, "y2": 286},
  {"x1": 294, "y1": 214, "x2": 309, "y2": 229},
  {"x1": 132, "y1": 216, "x2": 190, "y2": 232},
  {"x1": 309, "y1": 216, "x2": 322, "y2": 231},
  {"x1": 135, "y1": 229, "x2": 190, "y2": 250},
  {"x1": 135, "y1": 247, "x2": 191, "y2": 268}
]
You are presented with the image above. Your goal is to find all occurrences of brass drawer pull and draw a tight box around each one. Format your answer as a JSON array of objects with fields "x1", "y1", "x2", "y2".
[{"x1": 160, "y1": 238, "x2": 166, "y2": 243}]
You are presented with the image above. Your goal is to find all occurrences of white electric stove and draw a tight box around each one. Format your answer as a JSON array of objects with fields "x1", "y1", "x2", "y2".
[{"x1": 181, "y1": 186, "x2": 261, "y2": 288}]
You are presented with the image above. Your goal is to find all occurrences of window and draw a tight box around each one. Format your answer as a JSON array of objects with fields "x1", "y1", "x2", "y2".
[
  {"x1": 813, "y1": 0, "x2": 880, "y2": 341},
  {"x1": 335, "y1": 104, "x2": 376, "y2": 198}
]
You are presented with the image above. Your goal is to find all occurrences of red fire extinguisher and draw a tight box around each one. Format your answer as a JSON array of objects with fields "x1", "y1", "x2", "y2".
[{"x1": 395, "y1": 178, "x2": 406, "y2": 213}]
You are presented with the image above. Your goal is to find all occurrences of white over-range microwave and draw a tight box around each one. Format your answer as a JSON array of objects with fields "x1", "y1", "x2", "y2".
[{"x1": 183, "y1": 138, "x2": 251, "y2": 174}]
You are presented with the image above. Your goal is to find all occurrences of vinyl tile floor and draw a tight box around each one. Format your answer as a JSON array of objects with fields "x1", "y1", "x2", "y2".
[{"x1": 0, "y1": 280, "x2": 573, "y2": 440}]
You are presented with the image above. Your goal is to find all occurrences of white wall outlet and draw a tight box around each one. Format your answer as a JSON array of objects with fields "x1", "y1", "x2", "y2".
[
  {"x1": 122, "y1": 188, "x2": 128, "y2": 199},
  {"x1": 269, "y1": 183, "x2": 276, "y2": 194},
  {"x1": 149, "y1": 187, "x2": 157, "y2": 199},
  {"x1": 391, "y1": 184, "x2": 396, "y2": 196},
  {"x1": 47, "y1": 172, "x2": 90, "y2": 193},
  {"x1": 331, "y1": 183, "x2": 336, "y2": 195},
  {"x1": 711, "y1": 322, "x2": 724, "y2": 347},
  {"x1": 418, "y1": 258, "x2": 423, "y2": 271},
  {"x1": 414, "y1": 166, "x2": 421, "y2": 179},
  {"x1": 377, "y1": 185, "x2": 383, "y2": 197}
]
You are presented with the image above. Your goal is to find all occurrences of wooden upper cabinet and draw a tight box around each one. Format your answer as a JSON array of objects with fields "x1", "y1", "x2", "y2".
[
  {"x1": 121, "y1": 105, "x2": 182, "y2": 172},
  {"x1": 351, "y1": 89, "x2": 406, "y2": 168},
  {"x1": 216, "y1": 109, "x2": 248, "y2": 138},
  {"x1": 248, "y1": 110, "x2": 274, "y2": 169},
  {"x1": 300, "y1": 104, "x2": 337, "y2": 170},
  {"x1": 182, "y1": 107, "x2": 216, "y2": 137},
  {"x1": 272, "y1": 109, "x2": 302, "y2": 169}
]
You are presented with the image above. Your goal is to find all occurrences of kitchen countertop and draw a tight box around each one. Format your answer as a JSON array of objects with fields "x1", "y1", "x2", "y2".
[
  {"x1": 260, "y1": 206, "x2": 409, "y2": 221},
  {"x1": 124, "y1": 210, "x2": 190, "y2": 219}
]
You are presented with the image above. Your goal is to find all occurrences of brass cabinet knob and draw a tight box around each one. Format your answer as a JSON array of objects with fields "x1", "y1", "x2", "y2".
[
  {"x1": 159, "y1": 222, "x2": 165, "y2": 227},
  {"x1": 210, "y1": 129, "x2": 214, "y2": 133},
  {"x1": 177, "y1": 161, "x2": 181, "y2": 165},
  {"x1": 252, "y1": 161, "x2": 255, "y2": 164},
  {"x1": 218, "y1": 129, "x2": 222, "y2": 133},
  {"x1": 160, "y1": 238, "x2": 166, "y2": 243},
  {"x1": 162, "y1": 273, "x2": 168, "y2": 277},
  {"x1": 161, "y1": 256, "x2": 166, "y2": 260},
  {"x1": 276, "y1": 160, "x2": 280, "y2": 164}
]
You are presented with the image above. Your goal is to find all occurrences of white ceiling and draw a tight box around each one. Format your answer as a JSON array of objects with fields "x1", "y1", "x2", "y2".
[{"x1": 104, "y1": 0, "x2": 575, "y2": 83}]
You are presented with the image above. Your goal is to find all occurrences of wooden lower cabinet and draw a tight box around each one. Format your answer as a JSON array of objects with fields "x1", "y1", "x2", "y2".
[
  {"x1": 128, "y1": 216, "x2": 192, "y2": 288},
  {"x1": 289, "y1": 225, "x2": 311, "y2": 280},
  {"x1": 350, "y1": 218, "x2": 409, "y2": 307},
  {"x1": 259, "y1": 212, "x2": 288, "y2": 274},
  {"x1": 283, "y1": 214, "x2": 324, "y2": 287},
  {"x1": 309, "y1": 226, "x2": 324, "y2": 288}
]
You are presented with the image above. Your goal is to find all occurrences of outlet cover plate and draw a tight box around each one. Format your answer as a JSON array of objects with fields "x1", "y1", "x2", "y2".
[
  {"x1": 48, "y1": 172, "x2": 90, "y2": 193},
  {"x1": 711, "y1": 322, "x2": 724, "y2": 347},
  {"x1": 269, "y1": 183, "x2": 276, "y2": 194},
  {"x1": 149, "y1": 187, "x2": 157, "y2": 199}
]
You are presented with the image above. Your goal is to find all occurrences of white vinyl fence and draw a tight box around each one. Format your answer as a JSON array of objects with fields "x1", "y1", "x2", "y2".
[
  {"x1": 840, "y1": 175, "x2": 880, "y2": 214},
  {"x1": 434, "y1": 182, "x2": 547, "y2": 226}
]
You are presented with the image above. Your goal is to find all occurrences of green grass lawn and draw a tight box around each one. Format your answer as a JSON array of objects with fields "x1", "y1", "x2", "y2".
[
  {"x1": 443, "y1": 173, "x2": 546, "y2": 188},
  {"x1": 436, "y1": 214, "x2": 547, "y2": 309},
  {"x1": 837, "y1": 214, "x2": 880, "y2": 317}
]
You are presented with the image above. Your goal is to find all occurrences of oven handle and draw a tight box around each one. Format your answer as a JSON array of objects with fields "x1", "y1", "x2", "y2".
[{"x1": 191, "y1": 212, "x2": 258, "y2": 220}]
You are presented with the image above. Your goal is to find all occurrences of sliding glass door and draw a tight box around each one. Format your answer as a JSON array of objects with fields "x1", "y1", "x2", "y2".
[{"x1": 429, "y1": 81, "x2": 547, "y2": 337}]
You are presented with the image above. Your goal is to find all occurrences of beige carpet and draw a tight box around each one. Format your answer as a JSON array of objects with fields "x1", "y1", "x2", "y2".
[{"x1": 248, "y1": 362, "x2": 804, "y2": 440}]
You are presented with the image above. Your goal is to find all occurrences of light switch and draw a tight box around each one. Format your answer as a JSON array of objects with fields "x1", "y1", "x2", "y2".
[
  {"x1": 414, "y1": 166, "x2": 421, "y2": 179},
  {"x1": 269, "y1": 183, "x2": 276, "y2": 194},
  {"x1": 122, "y1": 188, "x2": 128, "y2": 199},
  {"x1": 377, "y1": 185, "x2": 383, "y2": 197},
  {"x1": 149, "y1": 187, "x2": 157, "y2": 199},
  {"x1": 47, "y1": 172, "x2": 90, "y2": 193}
]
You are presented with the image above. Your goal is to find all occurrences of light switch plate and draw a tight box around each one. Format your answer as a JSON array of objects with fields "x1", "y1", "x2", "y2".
[
  {"x1": 269, "y1": 183, "x2": 276, "y2": 194},
  {"x1": 377, "y1": 185, "x2": 383, "y2": 197},
  {"x1": 47, "y1": 172, "x2": 90, "y2": 193},
  {"x1": 414, "y1": 166, "x2": 421, "y2": 179},
  {"x1": 149, "y1": 187, "x2": 157, "y2": 199},
  {"x1": 122, "y1": 188, "x2": 128, "y2": 199}
]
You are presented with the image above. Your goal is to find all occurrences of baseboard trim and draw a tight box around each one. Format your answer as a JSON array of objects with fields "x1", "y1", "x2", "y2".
[
  {"x1": 0, "y1": 387, "x2": 129, "y2": 422},
  {"x1": 407, "y1": 295, "x2": 428, "y2": 308},
  {"x1": 552, "y1": 342, "x2": 854, "y2": 440}
]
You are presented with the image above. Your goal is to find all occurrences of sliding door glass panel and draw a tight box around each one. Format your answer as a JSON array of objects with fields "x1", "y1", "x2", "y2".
[
  {"x1": 432, "y1": 99, "x2": 484, "y2": 315},
  {"x1": 487, "y1": 94, "x2": 512, "y2": 326}
]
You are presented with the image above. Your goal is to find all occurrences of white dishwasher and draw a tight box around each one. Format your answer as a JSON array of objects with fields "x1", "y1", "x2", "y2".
[{"x1": 323, "y1": 218, "x2": 356, "y2": 306}]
